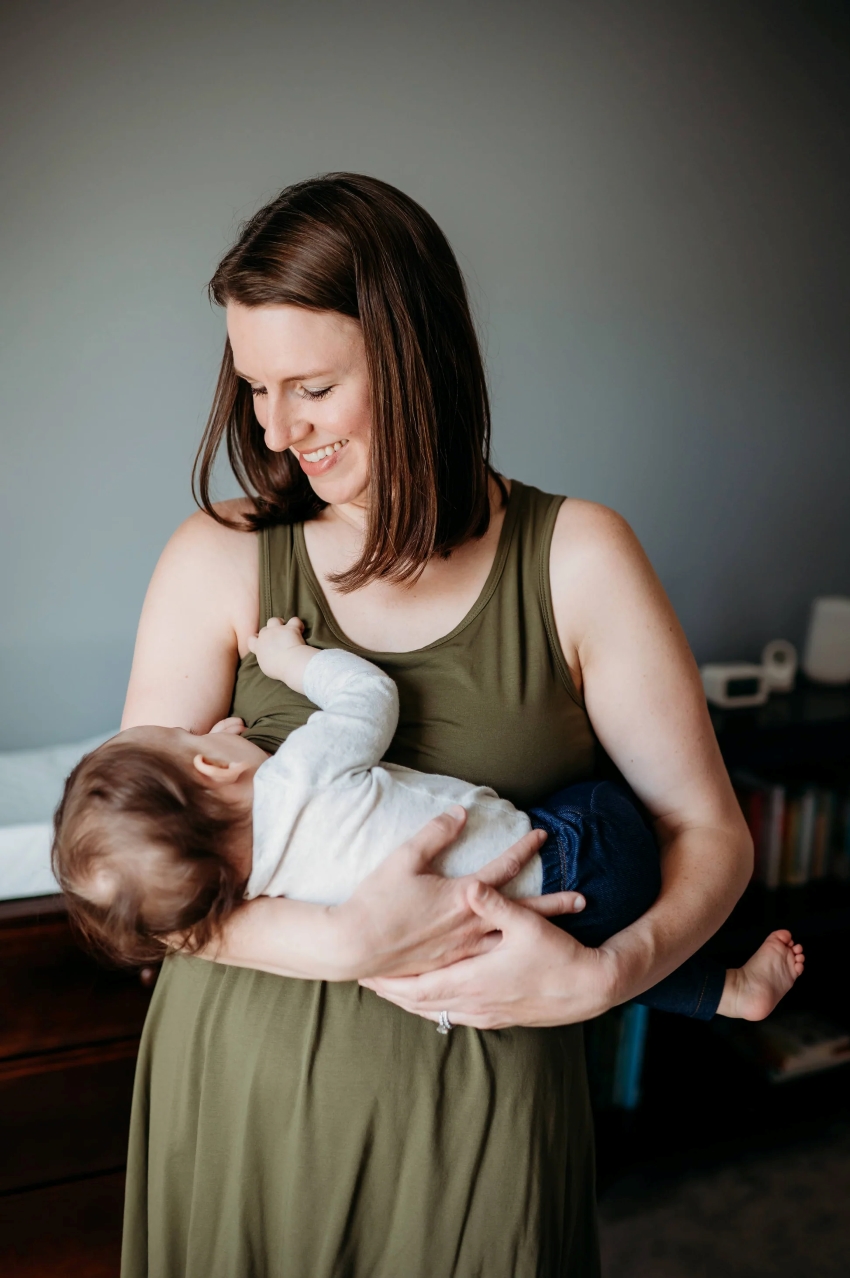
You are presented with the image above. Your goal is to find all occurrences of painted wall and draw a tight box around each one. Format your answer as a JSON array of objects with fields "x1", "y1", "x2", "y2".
[{"x1": 1, "y1": 0, "x2": 848, "y2": 748}]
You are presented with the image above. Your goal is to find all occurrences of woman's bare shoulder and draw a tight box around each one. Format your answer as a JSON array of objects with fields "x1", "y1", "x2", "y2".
[
  {"x1": 149, "y1": 499, "x2": 259, "y2": 636},
  {"x1": 167, "y1": 498, "x2": 258, "y2": 556},
  {"x1": 550, "y1": 498, "x2": 648, "y2": 579},
  {"x1": 547, "y1": 498, "x2": 662, "y2": 675}
]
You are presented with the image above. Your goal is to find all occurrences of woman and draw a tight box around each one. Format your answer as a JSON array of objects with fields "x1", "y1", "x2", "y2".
[{"x1": 120, "y1": 173, "x2": 751, "y2": 1277}]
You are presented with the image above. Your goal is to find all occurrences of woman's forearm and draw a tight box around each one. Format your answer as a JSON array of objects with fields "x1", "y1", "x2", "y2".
[
  {"x1": 599, "y1": 817, "x2": 753, "y2": 1006},
  {"x1": 194, "y1": 896, "x2": 362, "y2": 982}
]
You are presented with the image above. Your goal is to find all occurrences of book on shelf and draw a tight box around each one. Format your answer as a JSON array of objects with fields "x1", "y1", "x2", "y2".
[
  {"x1": 716, "y1": 1010, "x2": 850, "y2": 1083},
  {"x1": 733, "y1": 773, "x2": 850, "y2": 889},
  {"x1": 585, "y1": 1002, "x2": 650, "y2": 1111}
]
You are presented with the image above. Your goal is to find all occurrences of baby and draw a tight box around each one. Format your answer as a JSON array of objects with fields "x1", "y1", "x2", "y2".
[{"x1": 52, "y1": 617, "x2": 804, "y2": 1023}]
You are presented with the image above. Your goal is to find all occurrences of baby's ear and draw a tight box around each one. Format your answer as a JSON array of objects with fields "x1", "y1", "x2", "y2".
[{"x1": 192, "y1": 754, "x2": 249, "y2": 785}]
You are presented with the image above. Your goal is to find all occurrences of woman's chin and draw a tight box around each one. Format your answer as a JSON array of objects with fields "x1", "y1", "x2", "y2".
[{"x1": 307, "y1": 471, "x2": 370, "y2": 510}]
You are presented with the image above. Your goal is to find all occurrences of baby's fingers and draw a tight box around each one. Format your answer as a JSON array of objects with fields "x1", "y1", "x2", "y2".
[{"x1": 209, "y1": 716, "x2": 246, "y2": 735}]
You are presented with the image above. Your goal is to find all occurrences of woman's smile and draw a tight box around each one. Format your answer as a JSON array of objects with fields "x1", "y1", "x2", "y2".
[{"x1": 294, "y1": 438, "x2": 350, "y2": 474}]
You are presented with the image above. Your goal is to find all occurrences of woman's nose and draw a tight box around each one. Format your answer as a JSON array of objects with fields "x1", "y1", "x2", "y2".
[{"x1": 261, "y1": 400, "x2": 311, "y2": 453}]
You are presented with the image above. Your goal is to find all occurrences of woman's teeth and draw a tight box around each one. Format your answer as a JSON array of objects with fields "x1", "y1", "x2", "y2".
[{"x1": 301, "y1": 440, "x2": 348, "y2": 463}]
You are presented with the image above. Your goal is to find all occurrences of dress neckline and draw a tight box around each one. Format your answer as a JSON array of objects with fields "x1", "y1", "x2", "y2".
[{"x1": 292, "y1": 481, "x2": 523, "y2": 662}]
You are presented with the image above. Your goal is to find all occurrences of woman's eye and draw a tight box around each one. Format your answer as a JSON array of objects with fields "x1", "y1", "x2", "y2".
[
  {"x1": 250, "y1": 386, "x2": 267, "y2": 397},
  {"x1": 301, "y1": 386, "x2": 333, "y2": 401}
]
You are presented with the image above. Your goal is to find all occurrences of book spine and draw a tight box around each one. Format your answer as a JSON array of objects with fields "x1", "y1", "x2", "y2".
[
  {"x1": 788, "y1": 788, "x2": 817, "y2": 886},
  {"x1": 763, "y1": 785, "x2": 786, "y2": 890},
  {"x1": 730, "y1": 775, "x2": 850, "y2": 886},
  {"x1": 810, "y1": 790, "x2": 834, "y2": 880},
  {"x1": 780, "y1": 794, "x2": 800, "y2": 885},
  {"x1": 748, "y1": 789, "x2": 764, "y2": 883},
  {"x1": 612, "y1": 1003, "x2": 650, "y2": 1111},
  {"x1": 832, "y1": 796, "x2": 850, "y2": 881}
]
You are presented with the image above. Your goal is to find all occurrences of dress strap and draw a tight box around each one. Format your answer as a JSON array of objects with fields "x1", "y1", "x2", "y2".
[{"x1": 258, "y1": 527, "x2": 274, "y2": 628}]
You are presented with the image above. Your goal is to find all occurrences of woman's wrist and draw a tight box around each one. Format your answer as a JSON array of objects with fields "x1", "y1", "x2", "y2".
[
  {"x1": 577, "y1": 942, "x2": 622, "y2": 1019},
  {"x1": 597, "y1": 924, "x2": 663, "y2": 1009}
]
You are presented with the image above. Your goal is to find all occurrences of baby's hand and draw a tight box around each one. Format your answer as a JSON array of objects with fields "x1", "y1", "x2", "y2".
[
  {"x1": 248, "y1": 617, "x2": 316, "y2": 692},
  {"x1": 209, "y1": 717, "x2": 246, "y2": 735}
]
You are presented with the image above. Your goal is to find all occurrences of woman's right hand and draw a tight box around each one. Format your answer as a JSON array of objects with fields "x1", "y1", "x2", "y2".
[{"x1": 339, "y1": 807, "x2": 585, "y2": 980}]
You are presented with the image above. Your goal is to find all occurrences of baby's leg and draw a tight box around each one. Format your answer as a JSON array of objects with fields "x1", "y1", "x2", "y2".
[
  {"x1": 717, "y1": 930, "x2": 805, "y2": 1020},
  {"x1": 530, "y1": 780, "x2": 728, "y2": 1020},
  {"x1": 529, "y1": 781, "x2": 802, "y2": 1023}
]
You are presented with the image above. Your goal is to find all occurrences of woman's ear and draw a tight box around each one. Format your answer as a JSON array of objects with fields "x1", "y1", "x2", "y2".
[{"x1": 192, "y1": 754, "x2": 249, "y2": 785}]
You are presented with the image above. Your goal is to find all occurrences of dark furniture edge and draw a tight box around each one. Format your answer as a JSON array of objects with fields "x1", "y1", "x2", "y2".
[{"x1": 0, "y1": 894, "x2": 66, "y2": 924}]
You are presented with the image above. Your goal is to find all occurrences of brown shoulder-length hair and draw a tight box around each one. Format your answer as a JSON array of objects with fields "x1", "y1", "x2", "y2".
[{"x1": 194, "y1": 172, "x2": 505, "y2": 590}]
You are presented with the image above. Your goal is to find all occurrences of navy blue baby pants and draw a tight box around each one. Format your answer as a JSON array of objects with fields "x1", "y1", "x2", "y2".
[{"x1": 530, "y1": 780, "x2": 726, "y2": 1020}]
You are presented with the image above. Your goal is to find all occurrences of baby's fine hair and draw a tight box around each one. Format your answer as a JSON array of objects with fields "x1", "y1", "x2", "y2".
[{"x1": 52, "y1": 739, "x2": 249, "y2": 965}]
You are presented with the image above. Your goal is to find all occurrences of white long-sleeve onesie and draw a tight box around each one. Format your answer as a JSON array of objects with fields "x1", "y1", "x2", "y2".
[{"x1": 245, "y1": 648, "x2": 543, "y2": 904}]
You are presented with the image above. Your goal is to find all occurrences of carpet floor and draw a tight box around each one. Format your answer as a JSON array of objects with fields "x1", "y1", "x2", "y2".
[{"x1": 598, "y1": 1121, "x2": 850, "y2": 1278}]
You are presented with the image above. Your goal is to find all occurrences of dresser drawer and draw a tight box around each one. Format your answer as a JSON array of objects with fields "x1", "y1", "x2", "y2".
[
  {"x1": 0, "y1": 899, "x2": 153, "y2": 1059},
  {"x1": 0, "y1": 897, "x2": 155, "y2": 1193},
  {"x1": 0, "y1": 1043, "x2": 139, "y2": 1192}
]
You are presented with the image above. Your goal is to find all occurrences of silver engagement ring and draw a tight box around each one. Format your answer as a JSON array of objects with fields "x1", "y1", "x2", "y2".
[{"x1": 437, "y1": 1010, "x2": 453, "y2": 1035}]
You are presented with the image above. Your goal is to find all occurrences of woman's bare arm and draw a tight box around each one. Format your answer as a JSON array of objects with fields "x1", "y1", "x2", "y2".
[
  {"x1": 122, "y1": 501, "x2": 258, "y2": 733},
  {"x1": 364, "y1": 501, "x2": 752, "y2": 1026},
  {"x1": 553, "y1": 500, "x2": 751, "y2": 1002}
]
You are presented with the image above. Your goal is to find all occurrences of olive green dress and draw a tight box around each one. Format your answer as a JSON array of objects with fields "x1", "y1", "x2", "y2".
[{"x1": 121, "y1": 481, "x2": 601, "y2": 1277}]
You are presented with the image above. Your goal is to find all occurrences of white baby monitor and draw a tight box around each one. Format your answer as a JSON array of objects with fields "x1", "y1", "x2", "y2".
[
  {"x1": 761, "y1": 639, "x2": 798, "y2": 692},
  {"x1": 802, "y1": 597, "x2": 850, "y2": 685}
]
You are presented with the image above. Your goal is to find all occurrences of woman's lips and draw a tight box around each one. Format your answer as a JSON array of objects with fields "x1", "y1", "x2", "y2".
[{"x1": 293, "y1": 439, "x2": 349, "y2": 477}]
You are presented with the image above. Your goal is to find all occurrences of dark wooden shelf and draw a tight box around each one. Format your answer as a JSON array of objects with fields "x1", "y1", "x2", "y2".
[
  {"x1": 708, "y1": 881, "x2": 850, "y2": 959},
  {"x1": 709, "y1": 683, "x2": 850, "y2": 955},
  {"x1": 596, "y1": 1000, "x2": 850, "y2": 1189},
  {"x1": 595, "y1": 680, "x2": 850, "y2": 1182},
  {"x1": 712, "y1": 680, "x2": 850, "y2": 775}
]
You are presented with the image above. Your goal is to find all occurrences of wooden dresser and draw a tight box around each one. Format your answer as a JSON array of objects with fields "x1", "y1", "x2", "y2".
[{"x1": 0, "y1": 894, "x2": 155, "y2": 1275}]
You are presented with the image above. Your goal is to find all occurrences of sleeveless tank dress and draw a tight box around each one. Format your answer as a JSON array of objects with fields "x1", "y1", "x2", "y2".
[{"x1": 121, "y1": 480, "x2": 601, "y2": 1278}]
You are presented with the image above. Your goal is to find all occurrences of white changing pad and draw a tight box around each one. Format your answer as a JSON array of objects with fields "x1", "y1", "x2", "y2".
[
  {"x1": 0, "y1": 823, "x2": 58, "y2": 898},
  {"x1": 0, "y1": 731, "x2": 117, "y2": 900}
]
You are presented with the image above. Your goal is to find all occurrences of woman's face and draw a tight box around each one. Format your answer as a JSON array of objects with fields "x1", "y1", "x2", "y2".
[{"x1": 226, "y1": 302, "x2": 372, "y2": 509}]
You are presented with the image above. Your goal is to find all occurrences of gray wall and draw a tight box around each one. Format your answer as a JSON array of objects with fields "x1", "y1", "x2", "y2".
[{"x1": 1, "y1": 0, "x2": 848, "y2": 749}]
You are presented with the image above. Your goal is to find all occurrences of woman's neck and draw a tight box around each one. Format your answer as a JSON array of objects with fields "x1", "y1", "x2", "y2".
[
  {"x1": 322, "y1": 492, "x2": 370, "y2": 537},
  {"x1": 302, "y1": 477, "x2": 511, "y2": 654}
]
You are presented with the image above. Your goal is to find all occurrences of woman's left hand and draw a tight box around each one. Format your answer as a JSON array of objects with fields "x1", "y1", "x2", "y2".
[{"x1": 360, "y1": 880, "x2": 618, "y2": 1029}]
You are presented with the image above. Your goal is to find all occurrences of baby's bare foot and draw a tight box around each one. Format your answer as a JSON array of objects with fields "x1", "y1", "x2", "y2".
[{"x1": 717, "y1": 929, "x2": 805, "y2": 1021}]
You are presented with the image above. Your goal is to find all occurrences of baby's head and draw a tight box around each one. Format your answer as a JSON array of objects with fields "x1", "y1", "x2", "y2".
[{"x1": 52, "y1": 722, "x2": 267, "y2": 965}]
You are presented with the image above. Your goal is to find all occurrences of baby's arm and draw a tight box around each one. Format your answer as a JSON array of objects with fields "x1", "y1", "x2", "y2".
[
  {"x1": 248, "y1": 617, "x2": 399, "y2": 786},
  {"x1": 248, "y1": 617, "x2": 318, "y2": 693}
]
